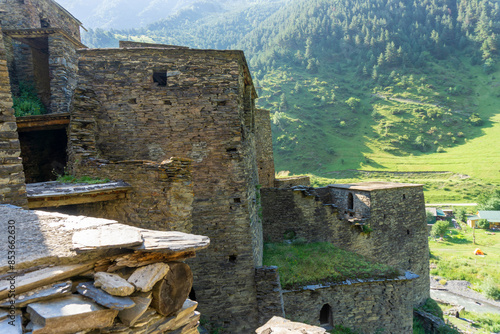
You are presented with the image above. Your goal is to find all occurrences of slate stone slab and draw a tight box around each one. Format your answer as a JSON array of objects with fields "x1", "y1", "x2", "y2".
[
  {"x1": 118, "y1": 292, "x2": 152, "y2": 327},
  {"x1": 127, "y1": 263, "x2": 169, "y2": 292},
  {"x1": 0, "y1": 311, "x2": 22, "y2": 334},
  {"x1": 0, "y1": 263, "x2": 94, "y2": 300},
  {"x1": 27, "y1": 295, "x2": 119, "y2": 334},
  {"x1": 72, "y1": 225, "x2": 143, "y2": 251},
  {"x1": 255, "y1": 316, "x2": 326, "y2": 334},
  {"x1": 77, "y1": 282, "x2": 135, "y2": 310},
  {"x1": 135, "y1": 231, "x2": 209, "y2": 253},
  {"x1": 94, "y1": 272, "x2": 135, "y2": 296},
  {"x1": 0, "y1": 281, "x2": 72, "y2": 308}
]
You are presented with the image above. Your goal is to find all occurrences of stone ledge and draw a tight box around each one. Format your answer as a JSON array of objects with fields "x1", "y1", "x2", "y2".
[{"x1": 0, "y1": 205, "x2": 210, "y2": 273}]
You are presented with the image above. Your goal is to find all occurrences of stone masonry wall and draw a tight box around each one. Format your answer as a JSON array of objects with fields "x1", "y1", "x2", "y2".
[
  {"x1": 69, "y1": 47, "x2": 261, "y2": 332},
  {"x1": 274, "y1": 176, "x2": 310, "y2": 188},
  {"x1": 48, "y1": 33, "x2": 79, "y2": 113},
  {"x1": 255, "y1": 266, "x2": 285, "y2": 325},
  {"x1": 255, "y1": 109, "x2": 275, "y2": 188},
  {"x1": 282, "y1": 278, "x2": 414, "y2": 334},
  {"x1": 261, "y1": 184, "x2": 430, "y2": 306},
  {"x1": 0, "y1": 0, "x2": 81, "y2": 41},
  {"x1": 76, "y1": 158, "x2": 194, "y2": 232},
  {"x1": 0, "y1": 28, "x2": 27, "y2": 208}
]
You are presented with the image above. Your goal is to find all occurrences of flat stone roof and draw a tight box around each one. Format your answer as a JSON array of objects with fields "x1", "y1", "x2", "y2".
[
  {"x1": 0, "y1": 205, "x2": 209, "y2": 274},
  {"x1": 26, "y1": 181, "x2": 133, "y2": 209},
  {"x1": 328, "y1": 181, "x2": 423, "y2": 191}
]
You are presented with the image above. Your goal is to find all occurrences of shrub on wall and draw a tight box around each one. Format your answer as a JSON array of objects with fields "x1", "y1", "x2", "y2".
[{"x1": 13, "y1": 82, "x2": 47, "y2": 117}]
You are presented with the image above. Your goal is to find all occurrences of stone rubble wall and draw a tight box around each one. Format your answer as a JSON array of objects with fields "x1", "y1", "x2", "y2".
[
  {"x1": 48, "y1": 33, "x2": 79, "y2": 113},
  {"x1": 274, "y1": 176, "x2": 310, "y2": 188},
  {"x1": 282, "y1": 278, "x2": 414, "y2": 334},
  {"x1": 0, "y1": 0, "x2": 81, "y2": 41},
  {"x1": 255, "y1": 266, "x2": 285, "y2": 325},
  {"x1": 255, "y1": 109, "x2": 275, "y2": 188},
  {"x1": 261, "y1": 185, "x2": 430, "y2": 306},
  {"x1": 0, "y1": 28, "x2": 27, "y2": 208},
  {"x1": 69, "y1": 47, "x2": 262, "y2": 333},
  {"x1": 75, "y1": 158, "x2": 194, "y2": 232}
]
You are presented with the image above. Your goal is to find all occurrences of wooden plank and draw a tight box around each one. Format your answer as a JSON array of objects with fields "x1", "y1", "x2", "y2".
[
  {"x1": 16, "y1": 114, "x2": 70, "y2": 132},
  {"x1": 0, "y1": 263, "x2": 95, "y2": 300}
]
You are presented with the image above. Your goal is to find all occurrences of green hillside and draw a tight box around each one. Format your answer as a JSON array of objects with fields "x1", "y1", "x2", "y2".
[{"x1": 83, "y1": 0, "x2": 500, "y2": 202}]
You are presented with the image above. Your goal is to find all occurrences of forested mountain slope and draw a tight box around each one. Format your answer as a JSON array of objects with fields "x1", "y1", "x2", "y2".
[{"x1": 81, "y1": 0, "x2": 500, "y2": 202}]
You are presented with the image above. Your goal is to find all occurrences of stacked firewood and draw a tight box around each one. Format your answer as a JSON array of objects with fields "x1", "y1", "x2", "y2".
[{"x1": 0, "y1": 205, "x2": 210, "y2": 334}]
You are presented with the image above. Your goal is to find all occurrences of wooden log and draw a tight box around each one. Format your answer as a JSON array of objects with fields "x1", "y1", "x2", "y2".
[{"x1": 151, "y1": 262, "x2": 193, "y2": 316}]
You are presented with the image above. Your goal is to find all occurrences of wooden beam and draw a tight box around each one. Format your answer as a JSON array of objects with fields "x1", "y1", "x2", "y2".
[{"x1": 16, "y1": 113, "x2": 70, "y2": 132}]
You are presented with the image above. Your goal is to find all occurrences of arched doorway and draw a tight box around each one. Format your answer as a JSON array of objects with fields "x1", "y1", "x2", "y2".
[{"x1": 319, "y1": 303, "x2": 333, "y2": 328}]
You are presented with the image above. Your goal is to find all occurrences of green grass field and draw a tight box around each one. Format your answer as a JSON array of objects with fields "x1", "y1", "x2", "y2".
[
  {"x1": 263, "y1": 242, "x2": 399, "y2": 289},
  {"x1": 429, "y1": 225, "x2": 500, "y2": 296}
]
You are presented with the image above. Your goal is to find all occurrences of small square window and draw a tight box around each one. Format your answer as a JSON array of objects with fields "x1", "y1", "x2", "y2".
[{"x1": 153, "y1": 71, "x2": 167, "y2": 86}]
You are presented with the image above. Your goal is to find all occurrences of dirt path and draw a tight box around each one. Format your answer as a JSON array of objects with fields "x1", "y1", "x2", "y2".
[{"x1": 430, "y1": 278, "x2": 500, "y2": 314}]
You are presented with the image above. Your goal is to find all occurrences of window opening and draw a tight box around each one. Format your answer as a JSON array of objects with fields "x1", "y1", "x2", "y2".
[
  {"x1": 153, "y1": 71, "x2": 167, "y2": 86},
  {"x1": 40, "y1": 18, "x2": 50, "y2": 28}
]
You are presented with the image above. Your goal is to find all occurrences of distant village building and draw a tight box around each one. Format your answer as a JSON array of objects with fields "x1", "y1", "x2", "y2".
[{"x1": 467, "y1": 211, "x2": 500, "y2": 229}]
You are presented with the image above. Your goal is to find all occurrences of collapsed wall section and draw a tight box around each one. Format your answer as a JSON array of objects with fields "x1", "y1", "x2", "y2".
[
  {"x1": 0, "y1": 28, "x2": 27, "y2": 208},
  {"x1": 69, "y1": 47, "x2": 262, "y2": 332},
  {"x1": 261, "y1": 183, "x2": 430, "y2": 306}
]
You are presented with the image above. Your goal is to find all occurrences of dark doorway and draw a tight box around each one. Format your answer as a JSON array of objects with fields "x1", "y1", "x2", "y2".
[
  {"x1": 347, "y1": 193, "x2": 354, "y2": 211},
  {"x1": 19, "y1": 128, "x2": 67, "y2": 183},
  {"x1": 319, "y1": 303, "x2": 333, "y2": 328}
]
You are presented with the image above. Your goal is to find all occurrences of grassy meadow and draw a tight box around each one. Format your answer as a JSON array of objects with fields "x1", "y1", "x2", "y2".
[
  {"x1": 261, "y1": 60, "x2": 500, "y2": 203},
  {"x1": 262, "y1": 242, "x2": 399, "y2": 289},
  {"x1": 429, "y1": 224, "x2": 500, "y2": 298}
]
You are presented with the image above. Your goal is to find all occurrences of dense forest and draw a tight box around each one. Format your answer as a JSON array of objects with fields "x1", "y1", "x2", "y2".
[{"x1": 83, "y1": 0, "x2": 500, "y2": 199}]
